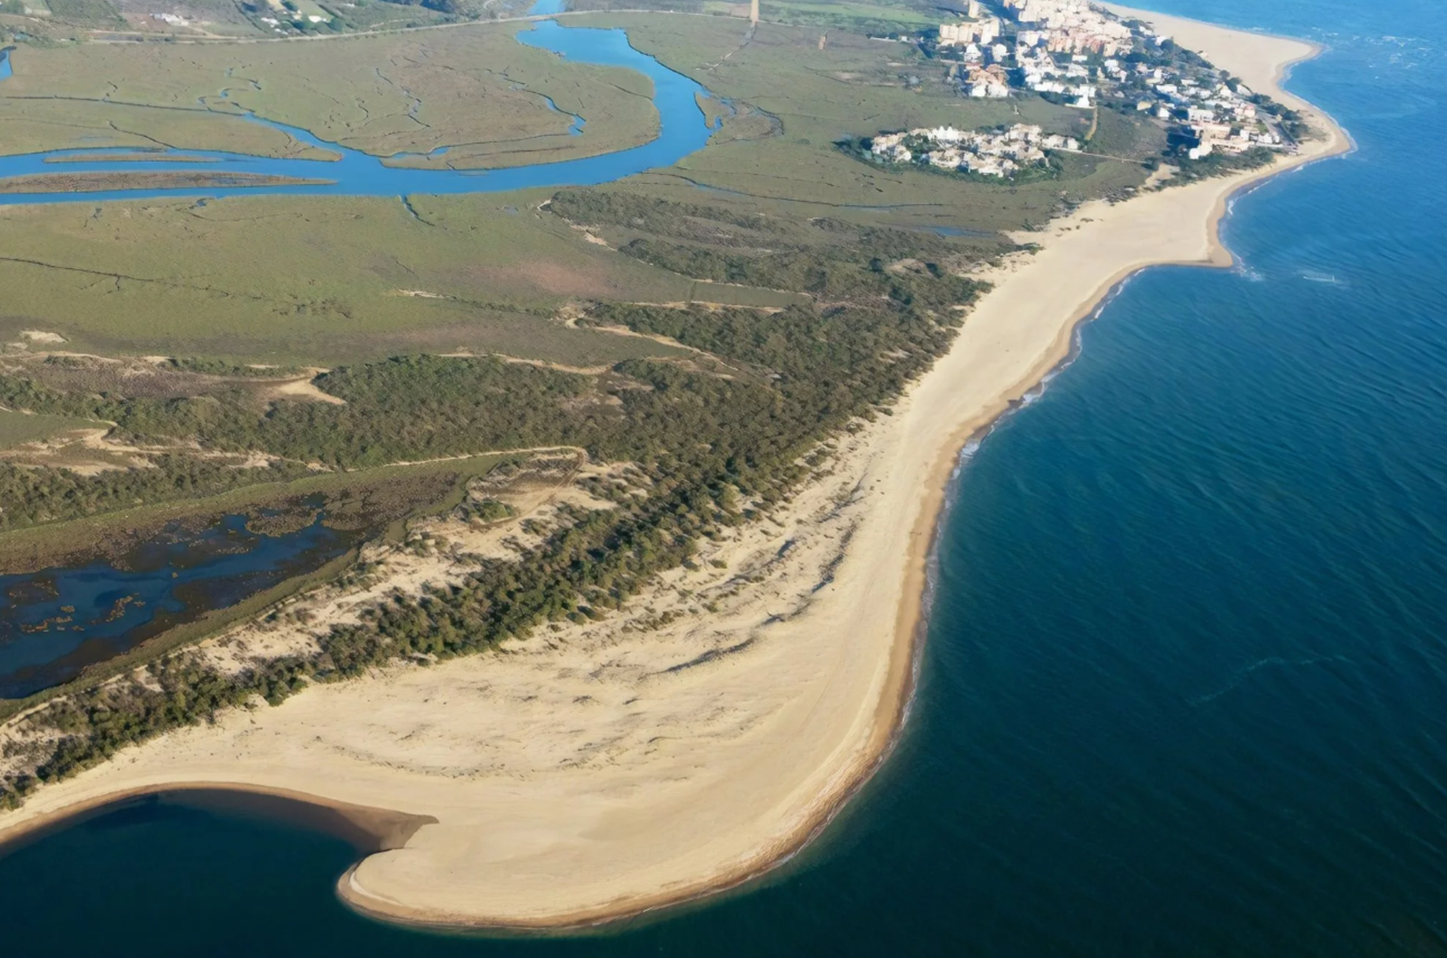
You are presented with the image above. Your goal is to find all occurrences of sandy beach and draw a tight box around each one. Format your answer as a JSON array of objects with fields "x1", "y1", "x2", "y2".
[{"x1": 0, "y1": 8, "x2": 1351, "y2": 930}]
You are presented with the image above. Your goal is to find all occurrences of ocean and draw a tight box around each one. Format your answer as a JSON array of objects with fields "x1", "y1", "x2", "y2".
[{"x1": 3, "y1": 0, "x2": 1444, "y2": 954}]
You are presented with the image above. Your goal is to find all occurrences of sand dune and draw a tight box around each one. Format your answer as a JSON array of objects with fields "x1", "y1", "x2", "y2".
[{"x1": 0, "y1": 9, "x2": 1350, "y2": 929}]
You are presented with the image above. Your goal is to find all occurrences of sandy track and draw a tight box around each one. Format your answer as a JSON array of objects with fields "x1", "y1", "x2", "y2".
[{"x1": 0, "y1": 10, "x2": 1350, "y2": 930}]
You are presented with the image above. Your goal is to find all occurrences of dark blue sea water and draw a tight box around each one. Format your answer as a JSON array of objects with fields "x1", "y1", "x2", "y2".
[
  {"x1": 3, "y1": 1, "x2": 1445, "y2": 955},
  {"x1": 0, "y1": 18, "x2": 715, "y2": 205}
]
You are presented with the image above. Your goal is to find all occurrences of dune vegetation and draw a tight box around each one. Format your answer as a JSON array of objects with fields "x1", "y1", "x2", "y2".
[{"x1": 0, "y1": 10, "x2": 1169, "y2": 809}]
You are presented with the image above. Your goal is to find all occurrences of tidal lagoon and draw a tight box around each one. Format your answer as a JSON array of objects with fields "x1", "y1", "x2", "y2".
[
  {"x1": 0, "y1": 18, "x2": 717, "y2": 205},
  {"x1": 3, "y1": 0, "x2": 1445, "y2": 954},
  {"x1": 0, "y1": 512, "x2": 347, "y2": 698}
]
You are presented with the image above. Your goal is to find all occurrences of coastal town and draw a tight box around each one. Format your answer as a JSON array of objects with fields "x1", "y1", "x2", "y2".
[{"x1": 870, "y1": 0, "x2": 1301, "y2": 178}]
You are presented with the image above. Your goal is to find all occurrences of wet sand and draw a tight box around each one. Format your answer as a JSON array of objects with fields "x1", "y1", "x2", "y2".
[{"x1": 0, "y1": 9, "x2": 1351, "y2": 931}]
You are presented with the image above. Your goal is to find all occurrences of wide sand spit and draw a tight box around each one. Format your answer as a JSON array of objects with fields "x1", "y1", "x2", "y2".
[{"x1": 0, "y1": 6, "x2": 1350, "y2": 930}]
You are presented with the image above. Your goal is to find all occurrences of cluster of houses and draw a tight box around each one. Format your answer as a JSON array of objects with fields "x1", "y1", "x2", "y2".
[
  {"x1": 939, "y1": 0, "x2": 1128, "y2": 107},
  {"x1": 259, "y1": 11, "x2": 330, "y2": 30},
  {"x1": 961, "y1": 63, "x2": 1012, "y2": 98},
  {"x1": 937, "y1": 1, "x2": 999, "y2": 45},
  {"x1": 1003, "y1": 0, "x2": 1132, "y2": 56},
  {"x1": 149, "y1": 4, "x2": 326, "y2": 31},
  {"x1": 1128, "y1": 66, "x2": 1284, "y2": 158},
  {"x1": 1018, "y1": 49, "x2": 1097, "y2": 107},
  {"x1": 870, "y1": 123, "x2": 1080, "y2": 178},
  {"x1": 930, "y1": 1, "x2": 1292, "y2": 160},
  {"x1": 937, "y1": 0, "x2": 1008, "y2": 97}
]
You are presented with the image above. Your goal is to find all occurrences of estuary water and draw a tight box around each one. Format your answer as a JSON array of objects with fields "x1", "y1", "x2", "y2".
[
  {"x1": 0, "y1": 18, "x2": 715, "y2": 205},
  {"x1": 4, "y1": 1, "x2": 1447, "y2": 955}
]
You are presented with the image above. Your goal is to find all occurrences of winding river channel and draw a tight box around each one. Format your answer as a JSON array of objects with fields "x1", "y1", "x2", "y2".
[{"x1": 0, "y1": 14, "x2": 717, "y2": 205}]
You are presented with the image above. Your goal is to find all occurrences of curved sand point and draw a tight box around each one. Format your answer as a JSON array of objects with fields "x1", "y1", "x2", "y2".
[{"x1": 0, "y1": 10, "x2": 1350, "y2": 931}]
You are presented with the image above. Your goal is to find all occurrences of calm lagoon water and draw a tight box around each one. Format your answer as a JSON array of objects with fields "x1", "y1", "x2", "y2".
[
  {"x1": 5, "y1": 1, "x2": 1447, "y2": 955},
  {"x1": 0, "y1": 513, "x2": 347, "y2": 698}
]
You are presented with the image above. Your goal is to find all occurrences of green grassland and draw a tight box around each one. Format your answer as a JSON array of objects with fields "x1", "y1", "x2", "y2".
[
  {"x1": 0, "y1": 169, "x2": 329, "y2": 192},
  {"x1": 708, "y1": 0, "x2": 939, "y2": 31},
  {"x1": 127, "y1": 0, "x2": 267, "y2": 35},
  {"x1": 319, "y1": 0, "x2": 455, "y2": 32},
  {"x1": 0, "y1": 92, "x2": 342, "y2": 160},
  {"x1": 0, "y1": 24, "x2": 660, "y2": 166},
  {"x1": 574, "y1": 0, "x2": 943, "y2": 31},
  {"x1": 0, "y1": 407, "x2": 93, "y2": 447},
  {"x1": 0, "y1": 191, "x2": 706, "y2": 363},
  {"x1": 41, "y1": 0, "x2": 121, "y2": 25}
]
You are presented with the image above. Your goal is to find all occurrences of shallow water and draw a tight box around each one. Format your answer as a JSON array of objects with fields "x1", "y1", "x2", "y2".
[
  {"x1": 0, "y1": 19, "x2": 715, "y2": 205},
  {"x1": 4, "y1": 0, "x2": 1447, "y2": 955},
  {"x1": 0, "y1": 513, "x2": 347, "y2": 698}
]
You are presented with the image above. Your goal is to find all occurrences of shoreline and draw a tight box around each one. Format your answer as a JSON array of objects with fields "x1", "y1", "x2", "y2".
[
  {"x1": 340, "y1": 33, "x2": 1353, "y2": 918},
  {"x1": 0, "y1": 781, "x2": 436, "y2": 858},
  {"x1": 0, "y1": 9, "x2": 1351, "y2": 932}
]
